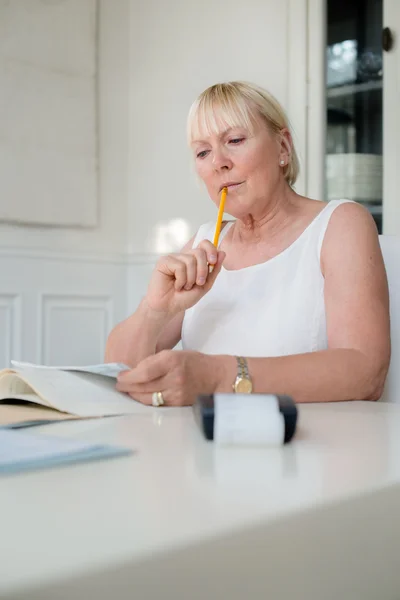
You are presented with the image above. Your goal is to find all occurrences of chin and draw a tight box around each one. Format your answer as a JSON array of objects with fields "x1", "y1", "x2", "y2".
[{"x1": 224, "y1": 204, "x2": 249, "y2": 219}]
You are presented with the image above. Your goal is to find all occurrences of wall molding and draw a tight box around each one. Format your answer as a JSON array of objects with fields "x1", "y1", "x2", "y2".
[
  {"x1": 0, "y1": 293, "x2": 22, "y2": 365},
  {"x1": 0, "y1": 245, "x2": 159, "y2": 265}
]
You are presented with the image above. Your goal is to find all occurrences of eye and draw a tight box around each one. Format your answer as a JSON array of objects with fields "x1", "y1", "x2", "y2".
[
  {"x1": 229, "y1": 137, "x2": 245, "y2": 145},
  {"x1": 196, "y1": 150, "x2": 209, "y2": 159}
]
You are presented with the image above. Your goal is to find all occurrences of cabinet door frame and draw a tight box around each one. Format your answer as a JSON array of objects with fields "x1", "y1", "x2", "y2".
[
  {"x1": 306, "y1": 0, "x2": 326, "y2": 202},
  {"x1": 383, "y1": 0, "x2": 400, "y2": 235},
  {"x1": 286, "y1": 0, "x2": 327, "y2": 202},
  {"x1": 287, "y1": 0, "x2": 309, "y2": 197},
  {"x1": 306, "y1": 0, "x2": 399, "y2": 235}
]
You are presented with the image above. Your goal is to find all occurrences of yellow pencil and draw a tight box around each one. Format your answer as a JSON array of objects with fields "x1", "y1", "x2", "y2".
[
  {"x1": 209, "y1": 186, "x2": 227, "y2": 273},
  {"x1": 213, "y1": 186, "x2": 228, "y2": 246}
]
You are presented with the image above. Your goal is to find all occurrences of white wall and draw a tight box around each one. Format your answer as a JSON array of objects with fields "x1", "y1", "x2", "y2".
[
  {"x1": 126, "y1": 0, "x2": 307, "y2": 314},
  {"x1": 0, "y1": 0, "x2": 131, "y2": 368},
  {"x1": 127, "y1": 0, "x2": 306, "y2": 256},
  {"x1": 0, "y1": 0, "x2": 130, "y2": 255}
]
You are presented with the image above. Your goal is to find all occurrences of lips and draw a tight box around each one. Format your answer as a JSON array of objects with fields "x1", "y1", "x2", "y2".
[{"x1": 219, "y1": 182, "x2": 243, "y2": 192}]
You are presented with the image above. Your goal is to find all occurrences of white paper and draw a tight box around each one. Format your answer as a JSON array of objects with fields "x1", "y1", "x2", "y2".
[
  {"x1": 0, "y1": 361, "x2": 149, "y2": 417},
  {"x1": 3, "y1": 366, "x2": 149, "y2": 418},
  {"x1": 214, "y1": 394, "x2": 285, "y2": 446},
  {"x1": 11, "y1": 361, "x2": 130, "y2": 379}
]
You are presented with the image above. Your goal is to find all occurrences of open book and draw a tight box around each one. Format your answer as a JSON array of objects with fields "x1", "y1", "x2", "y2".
[{"x1": 0, "y1": 361, "x2": 150, "y2": 427}]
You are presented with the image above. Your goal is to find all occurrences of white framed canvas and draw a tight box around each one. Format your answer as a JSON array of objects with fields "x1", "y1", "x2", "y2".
[{"x1": 0, "y1": 0, "x2": 98, "y2": 227}]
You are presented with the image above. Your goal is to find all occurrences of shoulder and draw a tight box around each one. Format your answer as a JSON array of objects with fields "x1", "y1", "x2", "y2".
[
  {"x1": 326, "y1": 200, "x2": 377, "y2": 232},
  {"x1": 191, "y1": 220, "x2": 233, "y2": 249},
  {"x1": 180, "y1": 221, "x2": 234, "y2": 252},
  {"x1": 183, "y1": 221, "x2": 215, "y2": 252},
  {"x1": 321, "y1": 201, "x2": 382, "y2": 275},
  {"x1": 195, "y1": 221, "x2": 215, "y2": 243}
]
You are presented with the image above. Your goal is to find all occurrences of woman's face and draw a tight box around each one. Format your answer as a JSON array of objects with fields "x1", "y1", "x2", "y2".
[{"x1": 191, "y1": 111, "x2": 290, "y2": 217}]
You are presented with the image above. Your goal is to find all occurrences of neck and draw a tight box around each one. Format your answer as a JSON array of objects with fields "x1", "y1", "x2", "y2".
[{"x1": 233, "y1": 184, "x2": 300, "y2": 244}]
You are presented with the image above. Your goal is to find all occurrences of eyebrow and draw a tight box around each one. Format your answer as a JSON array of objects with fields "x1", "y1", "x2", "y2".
[{"x1": 191, "y1": 127, "x2": 242, "y2": 146}]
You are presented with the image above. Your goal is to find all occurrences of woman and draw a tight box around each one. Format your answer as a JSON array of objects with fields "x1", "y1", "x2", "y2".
[{"x1": 106, "y1": 81, "x2": 390, "y2": 406}]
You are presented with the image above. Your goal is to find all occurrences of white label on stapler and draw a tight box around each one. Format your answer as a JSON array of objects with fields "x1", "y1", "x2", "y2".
[{"x1": 214, "y1": 394, "x2": 285, "y2": 446}]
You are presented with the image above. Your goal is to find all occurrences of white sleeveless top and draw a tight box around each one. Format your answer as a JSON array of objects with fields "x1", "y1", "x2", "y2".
[{"x1": 182, "y1": 199, "x2": 352, "y2": 357}]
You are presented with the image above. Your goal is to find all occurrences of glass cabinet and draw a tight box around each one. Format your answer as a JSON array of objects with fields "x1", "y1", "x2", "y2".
[{"x1": 325, "y1": 0, "x2": 384, "y2": 232}]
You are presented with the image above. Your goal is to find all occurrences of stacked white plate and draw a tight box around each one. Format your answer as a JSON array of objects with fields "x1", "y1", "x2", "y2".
[{"x1": 326, "y1": 153, "x2": 382, "y2": 201}]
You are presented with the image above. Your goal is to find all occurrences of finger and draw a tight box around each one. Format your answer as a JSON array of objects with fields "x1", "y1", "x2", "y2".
[
  {"x1": 204, "y1": 250, "x2": 225, "y2": 288},
  {"x1": 191, "y1": 248, "x2": 209, "y2": 286},
  {"x1": 128, "y1": 389, "x2": 167, "y2": 407},
  {"x1": 117, "y1": 352, "x2": 170, "y2": 385},
  {"x1": 129, "y1": 390, "x2": 191, "y2": 407},
  {"x1": 127, "y1": 392, "x2": 153, "y2": 406},
  {"x1": 163, "y1": 256, "x2": 188, "y2": 291},
  {"x1": 196, "y1": 239, "x2": 218, "y2": 266},
  {"x1": 177, "y1": 253, "x2": 197, "y2": 290},
  {"x1": 116, "y1": 375, "x2": 165, "y2": 394},
  {"x1": 157, "y1": 254, "x2": 190, "y2": 291}
]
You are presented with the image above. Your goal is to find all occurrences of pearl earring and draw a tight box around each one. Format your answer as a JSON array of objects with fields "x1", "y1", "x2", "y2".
[{"x1": 280, "y1": 160, "x2": 285, "y2": 166}]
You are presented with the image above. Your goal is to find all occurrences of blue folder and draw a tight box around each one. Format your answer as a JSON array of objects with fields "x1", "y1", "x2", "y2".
[{"x1": 0, "y1": 429, "x2": 133, "y2": 475}]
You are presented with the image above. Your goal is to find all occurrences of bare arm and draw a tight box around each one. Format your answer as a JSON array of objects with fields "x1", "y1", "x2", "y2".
[
  {"x1": 104, "y1": 236, "x2": 196, "y2": 366},
  {"x1": 105, "y1": 235, "x2": 225, "y2": 366},
  {"x1": 212, "y1": 203, "x2": 390, "y2": 402},
  {"x1": 104, "y1": 298, "x2": 177, "y2": 367}
]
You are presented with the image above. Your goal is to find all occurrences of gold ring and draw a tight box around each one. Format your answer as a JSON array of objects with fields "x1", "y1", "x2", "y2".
[{"x1": 152, "y1": 391, "x2": 165, "y2": 407}]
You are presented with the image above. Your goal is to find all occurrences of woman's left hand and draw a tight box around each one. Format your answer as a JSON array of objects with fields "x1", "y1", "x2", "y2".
[{"x1": 116, "y1": 350, "x2": 223, "y2": 406}]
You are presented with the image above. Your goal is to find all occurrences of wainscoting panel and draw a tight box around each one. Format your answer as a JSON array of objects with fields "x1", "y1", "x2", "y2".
[
  {"x1": 0, "y1": 248, "x2": 166, "y2": 369},
  {"x1": 39, "y1": 294, "x2": 113, "y2": 366},
  {"x1": 126, "y1": 258, "x2": 157, "y2": 316},
  {"x1": 0, "y1": 294, "x2": 22, "y2": 369},
  {"x1": 0, "y1": 249, "x2": 129, "y2": 369}
]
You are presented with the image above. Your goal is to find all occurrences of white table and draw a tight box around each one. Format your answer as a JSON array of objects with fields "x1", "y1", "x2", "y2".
[{"x1": 1, "y1": 401, "x2": 400, "y2": 600}]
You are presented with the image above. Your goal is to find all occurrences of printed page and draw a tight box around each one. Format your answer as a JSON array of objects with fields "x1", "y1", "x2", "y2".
[
  {"x1": 11, "y1": 361, "x2": 130, "y2": 379},
  {"x1": 0, "y1": 401, "x2": 78, "y2": 427},
  {"x1": 6, "y1": 367, "x2": 150, "y2": 417},
  {"x1": 0, "y1": 372, "x2": 53, "y2": 408}
]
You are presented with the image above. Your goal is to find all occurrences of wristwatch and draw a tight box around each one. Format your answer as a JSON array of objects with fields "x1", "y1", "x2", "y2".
[{"x1": 233, "y1": 356, "x2": 253, "y2": 393}]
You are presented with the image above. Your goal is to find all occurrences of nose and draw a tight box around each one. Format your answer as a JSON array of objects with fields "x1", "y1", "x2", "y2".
[{"x1": 212, "y1": 147, "x2": 233, "y2": 171}]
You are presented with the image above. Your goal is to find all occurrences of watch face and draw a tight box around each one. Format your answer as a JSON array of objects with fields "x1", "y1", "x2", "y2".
[{"x1": 235, "y1": 377, "x2": 253, "y2": 394}]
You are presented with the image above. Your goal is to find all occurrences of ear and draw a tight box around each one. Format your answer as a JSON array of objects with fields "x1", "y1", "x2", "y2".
[{"x1": 278, "y1": 128, "x2": 293, "y2": 164}]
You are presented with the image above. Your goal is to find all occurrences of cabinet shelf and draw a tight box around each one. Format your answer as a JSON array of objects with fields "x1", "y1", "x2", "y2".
[
  {"x1": 365, "y1": 204, "x2": 382, "y2": 216},
  {"x1": 327, "y1": 79, "x2": 382, "y2": 99}
]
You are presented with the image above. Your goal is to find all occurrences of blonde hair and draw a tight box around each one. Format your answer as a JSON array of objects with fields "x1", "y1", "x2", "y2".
[{"x1": 187, "y1": 81, "x2": 300, "y2": 187}]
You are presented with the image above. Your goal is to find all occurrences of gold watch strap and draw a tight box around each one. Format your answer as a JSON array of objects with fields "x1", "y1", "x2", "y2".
[
  {"x1": 233, "y1": 356, "x2": 253, "y2": 393},
  {"x1": 237, "y1": 356, "x2": 250, "y2": 379}
]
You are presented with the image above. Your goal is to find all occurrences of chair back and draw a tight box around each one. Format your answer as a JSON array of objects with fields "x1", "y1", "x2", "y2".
[{"x1": 379, "y1": 235, "x2": 400, "y2": 402}]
